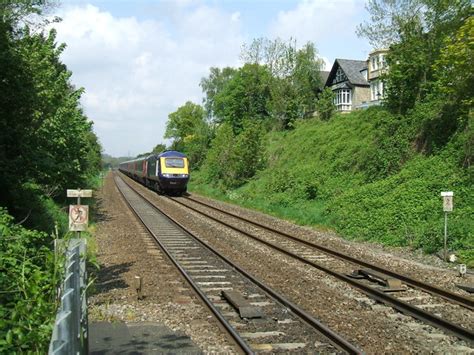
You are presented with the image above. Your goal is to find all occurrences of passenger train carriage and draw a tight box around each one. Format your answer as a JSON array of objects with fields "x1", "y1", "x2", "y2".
[{"x1": 119, "y1": 151, "x2": 189, "y2": 195}]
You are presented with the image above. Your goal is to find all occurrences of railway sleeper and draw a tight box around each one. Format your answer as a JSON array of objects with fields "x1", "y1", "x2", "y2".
[
  {"x1": 350, "y1": 269, "x2": 407, "y2": 292},
  {"x1": 221, "y1": 290, "x2": 263, "y2": 319},
  {"x1": 456, "y1": 283, "x2": 474, "y2": 294}
]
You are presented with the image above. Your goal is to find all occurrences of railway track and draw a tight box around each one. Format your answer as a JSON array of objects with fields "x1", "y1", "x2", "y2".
[
  {"x1": 163, "y1": 194, "x2": 474, "y2": 346},
  {"x1": 114, "y1": 174, "x2": 362, "y2": 354}
]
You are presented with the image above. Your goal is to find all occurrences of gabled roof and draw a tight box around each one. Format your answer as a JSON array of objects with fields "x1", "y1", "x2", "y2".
[
  {"x1": 320, "y1": 71, "x2": 330, "y2": 86},
  {"x1": 325, "y1": 59, "x2": 369, "y2": 87}
]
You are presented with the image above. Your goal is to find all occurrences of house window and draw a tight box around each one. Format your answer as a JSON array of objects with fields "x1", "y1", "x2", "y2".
[
  {"x1": 333, "y1": 67, "x2": 347, "y2": 83},
  {"x1": 371, "y1": 57, "x2": 377, "y2": 71},
  {"x1": 379, "y1": 81, "x2": 384, "y2": 98},
  {"x1": 334, "y1": 89, "x2": 352, "y2": 111},
  {"x1": 371, "y1": 82, "x2": 377, "y2": 101},
  {"x1": 380, "y1": 54, "x2": 386, "y2": 68},
  {"x1": 370, "y1": 80, "x2": 385, "y2": 101}
]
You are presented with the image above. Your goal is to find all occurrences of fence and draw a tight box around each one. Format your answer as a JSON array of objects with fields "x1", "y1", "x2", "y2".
[{"x1": 48, "y1": 238, "x2": 88, "y2": 355}]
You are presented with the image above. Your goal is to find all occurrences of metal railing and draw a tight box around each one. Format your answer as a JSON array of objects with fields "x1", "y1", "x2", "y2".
[{"x1": 49, "y1": 238, "x2": 88, "y2": 355}]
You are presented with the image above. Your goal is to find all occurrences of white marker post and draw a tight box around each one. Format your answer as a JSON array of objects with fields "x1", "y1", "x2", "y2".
[{"x1": 440, "y1": 191, "x2": 453, "y2": 261}]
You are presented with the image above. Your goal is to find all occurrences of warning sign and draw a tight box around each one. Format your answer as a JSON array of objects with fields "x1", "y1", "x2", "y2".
[{"x1": 69, "y1": 205, "x2": 89, "y2": 231}]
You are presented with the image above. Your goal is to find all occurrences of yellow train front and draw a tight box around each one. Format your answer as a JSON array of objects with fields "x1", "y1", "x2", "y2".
[
  {"x1": 147, "y1": 151, "x2": 189, "y2": 195},
  {"x1": 119, "y1": 151, "x2": 190, "y2": 195}
]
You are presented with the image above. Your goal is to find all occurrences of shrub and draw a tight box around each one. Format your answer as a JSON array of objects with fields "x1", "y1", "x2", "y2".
[
  {"x1": 328, "y1": 153, "x2": 473, "y2": 259},
  {"x1": 0, "y1": 208, "x2": 58, "y2": 352}
]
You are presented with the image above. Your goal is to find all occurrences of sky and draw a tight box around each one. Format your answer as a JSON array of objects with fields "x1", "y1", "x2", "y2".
[{"x1": 49, "y1": 0, "x2": 372, "y2": 157}]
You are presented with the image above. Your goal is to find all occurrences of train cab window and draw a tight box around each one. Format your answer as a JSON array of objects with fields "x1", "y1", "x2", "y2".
[{"x1": 165, "y1": 158, "x2": 184, "y2": 168}]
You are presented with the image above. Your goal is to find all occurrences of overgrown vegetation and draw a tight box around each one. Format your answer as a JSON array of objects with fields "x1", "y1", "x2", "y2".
[
  {"x1": 0, "y1": 1, "x2": 102, "y2": 350},
  {"x1": 0, "y1": 209, "x2": 58, "y2": 352}
]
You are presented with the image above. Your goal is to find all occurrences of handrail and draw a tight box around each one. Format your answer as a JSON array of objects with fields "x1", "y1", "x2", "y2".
[{"x1": 48, "y1": 238, "x2": 88, "y2": 355}]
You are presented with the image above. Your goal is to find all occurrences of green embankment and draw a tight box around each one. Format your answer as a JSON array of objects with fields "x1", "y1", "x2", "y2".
[{"x1": 190, "y1": 108, "x2": 473, "y2": 266}]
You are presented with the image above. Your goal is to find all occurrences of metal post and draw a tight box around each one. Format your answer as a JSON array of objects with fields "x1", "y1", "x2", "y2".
[
  {"x1": 77, "y1": 189, "x2": 81, "y2": 240},
  {"x1": 444, "y1": 212, "x2": 448, "y2": 261}
]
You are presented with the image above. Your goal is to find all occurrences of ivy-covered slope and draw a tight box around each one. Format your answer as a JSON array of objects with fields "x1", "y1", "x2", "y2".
[{"x1": 191, "y1": 108, "x2": 473, "y2": 265}]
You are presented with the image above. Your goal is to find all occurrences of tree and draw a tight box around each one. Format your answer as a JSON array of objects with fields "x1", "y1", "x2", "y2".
[
  {"x1": 357, "y1": 0, "x2": 471, "y2": 114},
  {"x1": 18, "y1": 28, "x2": 102, "y2": 191},
  {"x1": 165, "y1": 102, "x2": 211, "y2": 167},
  {"x1": 213, "y1": 63, "x2": 272, "y2": 133},
  {"x1": 0, "y1": 12, "x2": 102, "y2": 223},
  {"x1": 202, "y1": 120, "x2": 265, "y2": 189},
  {"x1": 433, "y1": 15, "x2": 474, "y2": 110},
  {"x1": 241, "y1": 38, "x2": 324, "y2": 128},
  {"x1": 0, "y1": 2, "x2": 102, "y2": 352},
  {"x1": 0, "y1": 1, "x2": 54, "y2": 28},
  {"x1": 232, "y1": 120, "x2": 266, "y2": 184},
  {"x1": 356, "y1": 0, "x2": 425, "y2": 48},
  {"x1": 200, "y1": 67, "x2": 237, "y2": 120},
  {"x1": 152, "y1": 143, "x2": 167, "y2": 154},
  {"x1": 316, "y1": 87, "x2": 336, "y2": 121},
  {"x1": 202, "y1": 123, "x2": 236, "y2": 187},
  {"x1": 241, "y1": 37, "x2": 296, "y2": 78},
  {"x1": 358, "y1": 0, "x2": 472, "y2": 156}
]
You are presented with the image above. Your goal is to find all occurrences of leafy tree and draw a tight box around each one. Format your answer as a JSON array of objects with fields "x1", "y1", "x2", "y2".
[
  {"x1": 232, "y1": 120, "x2": 266, "y2": 184},
  {"x1": 316, "y1": 87, "x2": 336, "y2": 121},
  {"x1": 432, "y1": 15, "x2": 474, "y2": 111},
  {"x1": 152, "y1": 143, "x2": 167, "y2": 154},
  {"x1": 0, "y1": 2, "x2": 102, "y2": 225},
  {"x1": 358, "y1": 0, "x2": 471, "y2": 115},
  {"x1": 241, "y1": 38, "x2": 324, "y2": 128},
  {"x1": 213, "y1": 63, "x2": 272, "y2": 133},
  {"x1": 165, "y1": 101, "x2": 211, "y2": 167},
  {"x1": 202, "y1": 120, "x2": 265, "y2": 189},
  {"x1": 200, "y1": 67, "x2": 237, "y2": 120},
  {"x1": 18, "y1": 28, "x2": 102, "y2": 192},
  {"x1": 0, "y1": 0, "x2": 53, "y2": 27},
  {"x1": 356, "y1": 0, "x2": 426, "y2": 48},
  {"x1": 203, "y1": 123, "x2": 237, "y2": 187},
  {"x1": 241, "y1": 37, "x2": 296, "y2": 78},
  {"x1": 0, "y1": 21, "x2": 37, "y2": 210}
]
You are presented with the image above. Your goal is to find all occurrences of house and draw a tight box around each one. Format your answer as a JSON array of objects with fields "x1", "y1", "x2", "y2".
[
  {"x1": 325, "y1": 59, "x2": 369, "y2": 112},
  {"x1": 324, "y1": 49, "x2": 389, "y2": 112}
]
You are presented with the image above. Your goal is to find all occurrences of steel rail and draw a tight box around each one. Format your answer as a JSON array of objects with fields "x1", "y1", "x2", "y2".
[
  {"x1": 113, "y1": 175, "x2": 253, "y2": 355},
  {"x1": 170, "y1": 196, "x2": 474, "y2": 345},
  {"x1": 183, "y1": 195, "x2": 474, "y2": 311},
  {"x1": 117, "y1": 174, "x2": 363, "y2": 354}
]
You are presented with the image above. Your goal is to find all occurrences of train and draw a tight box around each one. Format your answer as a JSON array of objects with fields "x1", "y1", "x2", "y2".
[{"x1": 118, "y1": 151, "x2": 190, "y2": 195}]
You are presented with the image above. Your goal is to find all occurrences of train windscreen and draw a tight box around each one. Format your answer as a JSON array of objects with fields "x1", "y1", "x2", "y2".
[{"x1": 165, "y1": 158, "x2": 184, "y2": 168}]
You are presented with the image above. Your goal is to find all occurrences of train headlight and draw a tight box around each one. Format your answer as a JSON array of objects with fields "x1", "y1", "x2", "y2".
[{"x1": 162, "y1": 173, "x2": 189, "y2": 178}]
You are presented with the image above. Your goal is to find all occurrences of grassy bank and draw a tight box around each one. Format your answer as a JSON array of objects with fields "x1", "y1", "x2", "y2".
[{"x1": 190, "y1": 108, "x2": 473, "y2": 266}]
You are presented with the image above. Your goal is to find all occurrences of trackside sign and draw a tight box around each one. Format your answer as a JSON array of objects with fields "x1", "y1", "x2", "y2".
[
  {"x1": 67, "y1": 189, "x2": 93, "y2": 198},
  {"x1": 69, "y1": 205, "x2": 89, "y2": 231}
]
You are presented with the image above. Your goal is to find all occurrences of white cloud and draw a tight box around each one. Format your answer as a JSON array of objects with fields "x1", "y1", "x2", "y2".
[
  {"x1": 49, "y1": 1, "x2": 371, "y2": 156},
  {"x1": 269, "y1": 0, "x2": 370, "y2": 63},
  {"x1": 270, "y1": 0, "x2": 358, "y2": 43},
  {"x1": 51, "y1": 3, "x2": 243, "y2": 156}
]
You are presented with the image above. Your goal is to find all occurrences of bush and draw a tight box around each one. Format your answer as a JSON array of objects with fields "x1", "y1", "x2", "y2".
[
  {"x1": 0, "y1": 208, "x2": 58, "y2": 352},
  {"x1": 328, "y1": 152, "x2": 473, "y2": 259},
  {"x1": 202, "y1": 120, "x2": 265, "y2": 189}
]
